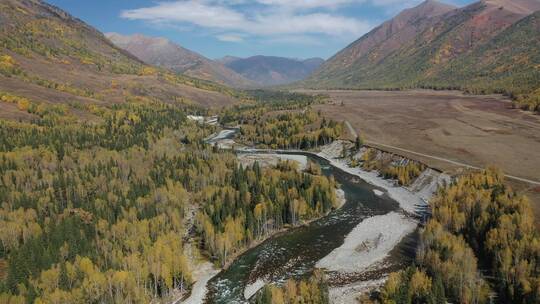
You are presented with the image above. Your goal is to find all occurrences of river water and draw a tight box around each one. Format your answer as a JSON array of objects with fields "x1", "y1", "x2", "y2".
[{"x1": 204, "y1": 152, "x2": 413, "y2": 303}]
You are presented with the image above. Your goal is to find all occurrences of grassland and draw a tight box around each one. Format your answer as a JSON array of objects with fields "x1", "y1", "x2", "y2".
[{"x1": 302, "y1": 89, "x2": 540, "y2": 220}]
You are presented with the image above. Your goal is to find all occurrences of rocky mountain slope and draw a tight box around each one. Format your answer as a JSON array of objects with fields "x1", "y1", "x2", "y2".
[
  {"x1": 106, "y1": 33, "x2": 254, "y2": 88},
  {"x1": 222, "y1": 55, "x2": 324, "y2": 86},
  {"x1": 0, "y1": 0, "x2": 238, "y2": 122},
  {"x1": 302, "y1": 0, "x2": 540, "y2": 109}
]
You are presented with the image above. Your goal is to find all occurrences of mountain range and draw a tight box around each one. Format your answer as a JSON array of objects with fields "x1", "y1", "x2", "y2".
[
  {"x1": 303, "y1": 0, "x2": 540, "y2": 107},
  {"x1": 106, "y1": 33, "x2": 255, "y2": 88},
  {"x1": 220, "y1": 56, "x2": 325, "y2": 86},
  {"x1": 106, "y1": 33, "x2": 323, "y2": 88},
  {"x1": 1, "y1": 0, "x2": 539, "y2": 114}
]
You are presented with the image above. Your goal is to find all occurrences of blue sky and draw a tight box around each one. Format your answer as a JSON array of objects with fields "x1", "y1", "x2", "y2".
[{"x1": 47, "y1": 0, "x2": 475, "y2": 60}]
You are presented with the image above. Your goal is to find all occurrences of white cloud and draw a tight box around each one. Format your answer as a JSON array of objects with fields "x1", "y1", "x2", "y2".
[
  {"x1": 255, "y1": 0, "x2": 363, "y2": 9},
  {"x1": 121, "y1": 0, "x2": 370, "y2": 38},
  {"x1": 121, "y1": 1, "x2": 246, "y2": 29},
  {"x1": 262, "y1": 34, "x2": 325, "y2": 46},
  {"x1": 227, "y1": 0, "x2": 421, "y2": 10}
]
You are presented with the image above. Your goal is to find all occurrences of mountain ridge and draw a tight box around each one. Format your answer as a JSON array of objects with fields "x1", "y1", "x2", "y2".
[
  {"x1": 106, "y1": 33, "x2": 254, "y2": 88},
  {"x1": 0, "y1": 0, "x2": 238, "y2": 117},
  {"x1": 302, "y1": 0, "x2": 540, "y2": 110},
  {"x1": 223, "y1": 55, "x2": 324, "y2": 86},
  {"x1": 314, "y1": 0, "x2": 457, "y2": 76}
]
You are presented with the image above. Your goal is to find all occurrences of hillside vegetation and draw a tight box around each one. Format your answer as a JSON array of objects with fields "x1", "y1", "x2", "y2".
[
  {"x1": 304, "y1": 0, "x2": 540, "y2": 112},
  {"x1": 377, "y1": 168, "x2": 540, "y2": 304},
  {"x1": 106, "y1": 33, "x2": 255, "y2": 88},
  {"x1": 0, "y1": 0, "x2": 238, "y2": 111}
]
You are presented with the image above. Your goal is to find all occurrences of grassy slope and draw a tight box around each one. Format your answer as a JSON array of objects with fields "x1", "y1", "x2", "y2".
[
  {"x1": 0, "y1": 0, "x2": 238, "y2": 117},
  {"x1": 429, "y1": 11, "x2": 540, "y2": 95},
  {"x1": 303, "y1": 4, "x2": 540, "y2": 104}
]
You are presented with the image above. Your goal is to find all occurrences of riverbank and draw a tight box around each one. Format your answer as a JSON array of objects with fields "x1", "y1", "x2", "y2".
[
  {"x1": 182, "y1": 135, "x2": 348, "y2": 303},
  {"x1": 237, "y1": 153, "x2": 308, "y2": 170},
  {"x1": 190, "y1": 185, "x2": 346, "y2": 303},
  {"x1": 202, "y1": 132, "x2": 447, "y2": 303},
  {"x1": 180, "y1": 262, "x2": 220, "y2": 304},
  {"x1": 318, "y1": 141, "x2": 442, "y2": 215},
  {"x1": 313, "y1": 141, "x2": 449, "y2": 302},
  {"x1": 329, "y1": 278, "x2": 387, "y2": 304}
]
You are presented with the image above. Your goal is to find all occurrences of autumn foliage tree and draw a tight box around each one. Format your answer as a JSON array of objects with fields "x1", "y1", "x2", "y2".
[{"x1": 380, "y1": 168, "x2": 540, "y2": 304}]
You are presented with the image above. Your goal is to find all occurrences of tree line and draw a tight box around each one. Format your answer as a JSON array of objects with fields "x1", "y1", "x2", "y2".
[{"x1": 226, "y1": 105, "x2": 343, "y2": 150}]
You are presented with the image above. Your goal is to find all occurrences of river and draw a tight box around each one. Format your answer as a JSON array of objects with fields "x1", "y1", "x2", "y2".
[{"x1": 204, "y1": 151, "x2": 417, "y2": 303}]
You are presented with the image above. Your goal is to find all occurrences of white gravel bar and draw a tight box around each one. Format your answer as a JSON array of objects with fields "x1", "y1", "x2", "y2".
[{"x1": 316, "y1": 212, "x2": 417, "y2": 273}]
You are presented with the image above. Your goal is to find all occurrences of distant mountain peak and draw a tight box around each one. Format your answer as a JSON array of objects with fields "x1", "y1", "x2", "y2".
[
  {"x1": 221, "y1": 55, "x2": 325, "y2": 86},
  {"x1": 397, "y1": 0, "x2": 457, "y2": 21},
  {"x1": 106, "y1": 33, "x2": 254, "y2": 88}
]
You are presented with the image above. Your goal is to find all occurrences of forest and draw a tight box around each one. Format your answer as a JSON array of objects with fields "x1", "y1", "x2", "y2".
[
  {"x1": 219, "y1": 91, "x2": 343, "y2": 150},
  {"x1": 377, "y1": 168, "x2": 540, "y2": 304},
  {"x1": 196, "y1": 160, "x2": 338, "y2": 266},
  {"x1": 237, "y1": 110, "x2": 343, "y2": 150},
  {"x1": 219, "y1": 90, "x2": 328, "y2": 127},
  {"x1": 0, "y1": 94, "x2": 339, "y2": 303}
]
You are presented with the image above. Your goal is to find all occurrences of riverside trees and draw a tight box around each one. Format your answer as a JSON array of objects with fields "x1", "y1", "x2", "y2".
[
  {"x1": 359, "y1": 148, "x2": 425, "y2": 186},
  {"x1": 220, "y1": 91, "x2": 343, "y2": 150},
  {"x1": 379, "y1": 168, "x2": 540, "y2": 304},
  {"x1": 236, "y1": 110, "x2": 343, "y2": 150},
  {"x1": 0, "y1": 98, "x2": 339, "y2": 303},
  {"x1": 195, "y1": 160, "x2": 338, "y2": 266}
]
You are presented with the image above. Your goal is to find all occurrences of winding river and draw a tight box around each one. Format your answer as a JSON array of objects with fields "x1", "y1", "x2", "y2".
[{"x1": 203, "y1": 149, "x2": 417, "y2": 303}]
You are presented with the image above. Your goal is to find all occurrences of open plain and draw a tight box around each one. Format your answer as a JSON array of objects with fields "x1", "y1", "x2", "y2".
[{"x1": 305, "y1": 90, "x2": 540, "y2": 218}]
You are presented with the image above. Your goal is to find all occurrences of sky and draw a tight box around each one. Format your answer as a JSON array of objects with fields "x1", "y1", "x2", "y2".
[{"x1": 47, "y1": 0, "x2": 475, "y2": 60}]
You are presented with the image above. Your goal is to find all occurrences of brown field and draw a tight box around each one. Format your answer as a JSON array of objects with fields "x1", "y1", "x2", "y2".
[{"x1": 304, "y1": 90, "x2": 540, "y2": 221}]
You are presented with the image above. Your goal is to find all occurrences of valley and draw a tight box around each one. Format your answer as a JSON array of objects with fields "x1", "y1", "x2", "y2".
[
  {"x1": 0, "y1": 0, "x2": 539, "y2": 303},
  {"x1": 200, "y1": 130, "x2": 443, "y2": 304}
]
